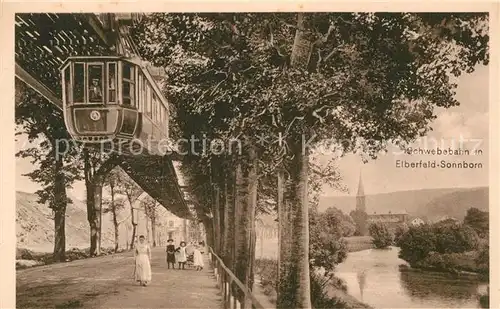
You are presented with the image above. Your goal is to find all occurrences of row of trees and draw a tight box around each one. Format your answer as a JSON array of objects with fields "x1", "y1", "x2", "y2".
[
  {"x1": 15, "y1": 81, "x2": 162, "y2": 260},
  {"x1": 130, "y1": 12, "x2": 488, "y2": 309}
]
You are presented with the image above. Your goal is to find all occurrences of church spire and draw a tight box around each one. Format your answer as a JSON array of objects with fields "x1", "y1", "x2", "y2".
[
  {"x1": 356, "y1": 170, "x2": 366, "y2": 213},
  {"x1": 356, "y1": 170, "x2": 365, "y2": 197}
]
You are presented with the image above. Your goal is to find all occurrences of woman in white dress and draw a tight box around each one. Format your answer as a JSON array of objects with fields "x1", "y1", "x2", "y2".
[
  {"x1": 193, "y1": 243, "x2": 204, "y2": 271},
  {"x1": 134, "y1": 235, "x2": 152, "y2": 286}
]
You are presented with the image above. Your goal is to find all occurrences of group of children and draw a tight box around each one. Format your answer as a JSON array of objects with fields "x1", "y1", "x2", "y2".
[{"x1": 165, "y1": 239, "x2": 205, "y2": 271}]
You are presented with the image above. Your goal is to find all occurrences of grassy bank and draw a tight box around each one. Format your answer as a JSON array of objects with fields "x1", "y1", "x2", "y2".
[
  {"x1": 16, "y1": 247, "x2": 127, "y2": 270},
  {"x1": 344, "y1": 236, "x2": 374, "y2": 252}
]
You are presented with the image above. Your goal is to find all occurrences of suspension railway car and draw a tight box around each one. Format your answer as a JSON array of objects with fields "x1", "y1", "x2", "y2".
[{"x1": 60, "y1": 56, "x2": 169, "y2": 147}]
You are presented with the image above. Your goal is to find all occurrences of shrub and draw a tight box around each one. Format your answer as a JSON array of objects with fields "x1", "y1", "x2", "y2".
[
  {"x1": 350, "y1": 210, "x2": 368, "y2": 236},
  {"x1": 393, "y1": 224, "x2": 409, "y2": 246},
  {"x1": 399, "y1": 222, "x2": 484, "y2": 270},
  {"x1": 432, "y1": 223, "x2": 480, "y2": 254},
  {"x1": 322, "y1": 207, "x2": 357, "y2": 237},
  {"x1": 254, "y1": 258, "x2": 278, "y2": 295},
  {"x1": 475, "y1": 244, "x2": 489, "y2": 277},
  {"x1": 398, "y1": 225, "x2": 437, "y2": 266},
  {"x1": 368, "y1": 222, "x2": 393, "y2": 249},
  {"x1": 310, "y1": 272, "x2": 347, "y2": 309},
  {"x1": 309, "y1": 208, "x2": 348, "y2": 274},
  {"x1": 464, "y1": 207, "x2": 489, "y2": 238}
]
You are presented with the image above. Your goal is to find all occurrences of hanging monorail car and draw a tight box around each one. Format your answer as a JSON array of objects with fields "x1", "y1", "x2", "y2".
[{"x1": 60, "y1": 56, "x2": 169, "y2": 145}]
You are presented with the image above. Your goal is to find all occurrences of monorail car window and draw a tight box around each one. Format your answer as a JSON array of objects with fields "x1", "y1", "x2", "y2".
[
  {"x1": 88, "y1": 64, "x2": 104, "y2": 103},
  {"x1": 142, "y1": 74, "x2": 147, "y2": 113},
  {"x1": 138, "y1": 73, "x2": 143, "y2": 112},
  {"x1": 146, "y1": 85, "x2": 152, "y2": 118},
  {"x1": 152, "y1": 93, "x2": 158, "y2": 122},
  {"x1": 159, "y1": 103, "x2": 163, "y2": 126},
  {"x1": 73, "y1": 63, "x2": 85, "y2": 103},
  {"x1": 162, "y1": 105, "x2": 167, "y2": 128},
  {"x1": 107, "y1": 62, "x2": 117, "y2": 103},
  {"x1": 63, "y1": 64, "x2": 71, "y2": 103},
  {"x1": 122, "y1": 62, "x2": 135, "y2": 107}
]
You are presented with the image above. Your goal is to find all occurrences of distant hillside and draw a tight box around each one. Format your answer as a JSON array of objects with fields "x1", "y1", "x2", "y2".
[
  {"x1": 318, "y1": 186, "x2": 488, "y2": 222},
  {"x1": 17, "y1": 191, "x2": 119, "y2": 252}
]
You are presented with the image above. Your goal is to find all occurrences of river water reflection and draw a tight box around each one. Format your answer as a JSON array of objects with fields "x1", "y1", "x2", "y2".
[{"x1": 334, "y1": 247, "x2": 487, "y2": 308}]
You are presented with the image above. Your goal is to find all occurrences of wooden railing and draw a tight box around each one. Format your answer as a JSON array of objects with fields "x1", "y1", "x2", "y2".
[{"x1": 208, "y1": 247, "x2": 265, "y2": 309}]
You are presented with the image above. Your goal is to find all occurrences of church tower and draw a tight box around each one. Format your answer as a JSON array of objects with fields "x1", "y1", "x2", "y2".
[{"x1": 355, "y1": 171, "x2": 366, "y2": 213}]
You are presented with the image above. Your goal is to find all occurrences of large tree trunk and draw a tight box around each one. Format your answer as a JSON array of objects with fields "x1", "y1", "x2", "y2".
[
  {"x1": 84, "y1": 152, "x2": 120, "y2": 256},
  {"x1": 233, "y1": 149, "x2": 258, "y2": 308},
  {"x1": 212, "y1": 186, "x2": 222, "y2": 254},
  {"x1": 130, "y1": 207, "x2": 137, "y2": 249},
  {"x1": 87, "y1": 182, "x2": 103, "y2": 256},
  {"x1": 276, "y1": 12, "x2": 313, "y2": 309},
  {"x1": 151, "y1": 214, "x2": 157, "y2": 247},
  {"x1": 53, "y1": 153, "x2": 67, "y2": 262},
  {"x1": 203, "y1": 217, "x2": 215, "y2": 249},
  {"x1": 277, "y1": 142, "x2": 311, "y2": 309},
  {"x1": 222, "y1": 175, "x2": 235, "y2": 268},
  {"x1": 110, "y1": 184, "x2": 120, "y2": 253}
]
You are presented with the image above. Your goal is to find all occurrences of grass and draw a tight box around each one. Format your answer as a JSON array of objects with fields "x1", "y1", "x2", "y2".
[{"x1": 344, "y1": 236, "x2": 374, "y2": 252}]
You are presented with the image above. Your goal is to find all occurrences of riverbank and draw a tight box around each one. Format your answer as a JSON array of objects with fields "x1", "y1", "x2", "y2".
[
  {"x1": 254, "y1": 258, "x2": 371, "y2": 309},
  {"x1": 335, "y1": 246, "x2": 488, "y2": 309},
  {"x1": 403, "y1": 249, "x2": 489, "y2": 280}
]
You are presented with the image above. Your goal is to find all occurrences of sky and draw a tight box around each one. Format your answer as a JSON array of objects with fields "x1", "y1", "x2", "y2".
[
  {"x1": 15, "y1": 65, "x2": 489, "y2": 200},
  {"x1": 319, "y1": 65, "x2": 489, "y2": 196}
]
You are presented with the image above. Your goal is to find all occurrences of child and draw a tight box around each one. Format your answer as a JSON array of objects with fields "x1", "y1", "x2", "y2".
[
  {"x1": 193, "y1": 243, "x2": 204, "y2": 271},
  {"x1": 165, "y1": 239, "x2": 176, "y2": 269},
  {"x1": 176, "y1": 241, "x2": 187, "y2": 270}
]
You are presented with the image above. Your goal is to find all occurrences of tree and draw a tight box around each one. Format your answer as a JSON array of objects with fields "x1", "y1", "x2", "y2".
[
  {"x1": 309, "y1": 207, "x2": 348, "y2": 275},
  {"x1": 116, "y1": 170, "x2": 143, "y2": 249},
  {"x1": 322, "y1": 207, "x2": 356, "y2": 237},
  {"x1": 398, "y1": 225, "x2": 437, "y2": 266},
  {"x1": 103, "y1": 169, "x2": 126, "y2": 252},
  {"x1": 132, "y1": 12, "x2": 488, "y2": 308},
  {"x1": 143, "y1": 195, "x2": 159, "y2": 246},
  {"x1": 463, "y1": 207, "x2": 489, "y2": 238},
  {"x1": 368, "y1": 222, "x2": 393, "y2": 249},
  {"x1": 15, "y1": 80, "x2": 82, "y2": 262},
  {"x1": 350, "y1": 210, "x2": 369, "y2": 236},
  {"x1": 432, "y1": 223, "x2": 480, "y2": 254},
  {"x1": 83, "y1": 149, "x2": 122, "y2": 256},
  {"x1": 394, "y1": 224, "x2": 409, "y2": 246},
  {"x1": 398, "y1": 222, "x2": 480, "y2": 266}
]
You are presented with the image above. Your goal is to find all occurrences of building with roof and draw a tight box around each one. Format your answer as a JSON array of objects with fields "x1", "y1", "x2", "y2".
[{"x1": 356, "y1": 172, "x2": 409, "y2": 234}]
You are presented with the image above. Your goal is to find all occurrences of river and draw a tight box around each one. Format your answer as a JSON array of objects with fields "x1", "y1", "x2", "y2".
[{"x1": 334, "y1": 247, "x2": 488, "y2": 308}]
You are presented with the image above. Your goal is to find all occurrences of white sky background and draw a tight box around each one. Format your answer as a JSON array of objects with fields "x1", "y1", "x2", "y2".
[{"x1": 15, "y1": 65, "x2": 489, "y2": 200}]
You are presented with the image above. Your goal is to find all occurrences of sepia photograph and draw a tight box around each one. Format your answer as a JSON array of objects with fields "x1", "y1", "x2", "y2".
[{"x1": 7, "y1": 7, "x2": 495, "y2": 309}]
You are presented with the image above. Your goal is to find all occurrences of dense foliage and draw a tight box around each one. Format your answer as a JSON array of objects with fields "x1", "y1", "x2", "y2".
[
  {"x1": 349, "y1": 210, "x2": 368, "y2": 236},
  {"x1": 397, "y1": 222, "x2": 480, "y2": 268},
  {"x1": 463, "y1": 207, "x2": 489, "y2": 238},
  {"x1": 368, "y1": 222, "x2": 393, "y2": 249},
  {"x1": 309, "y1": 207, "x2": 349, "y2": 275}
]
